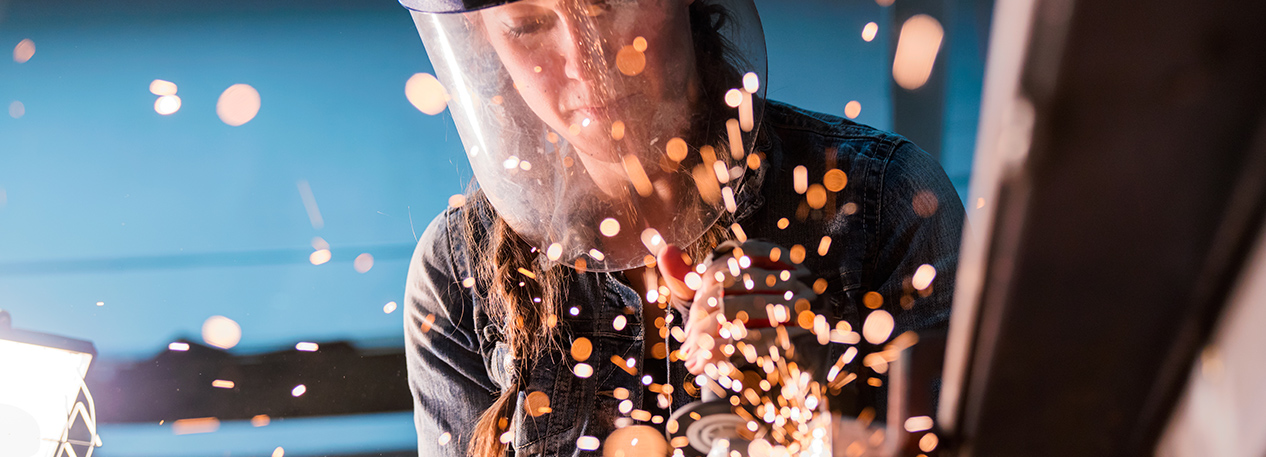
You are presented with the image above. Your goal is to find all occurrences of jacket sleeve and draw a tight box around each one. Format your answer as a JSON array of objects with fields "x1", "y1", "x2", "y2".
[
  {"x1": 405, "y1": 210, "x2": 498, "y2": 457},
  {"x1": 862, "y1": 139, "x2": 966, "y2": 417}
]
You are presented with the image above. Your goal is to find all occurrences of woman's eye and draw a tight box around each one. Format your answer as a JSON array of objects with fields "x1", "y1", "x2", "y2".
[{"x1": 505, "y1": 16, "x2": 552, "y2": 38}]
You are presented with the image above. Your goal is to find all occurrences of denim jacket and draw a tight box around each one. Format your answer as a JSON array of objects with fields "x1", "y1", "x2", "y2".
[{"x1": 405, "y1": 100, "x2": 965, "y2": 457}]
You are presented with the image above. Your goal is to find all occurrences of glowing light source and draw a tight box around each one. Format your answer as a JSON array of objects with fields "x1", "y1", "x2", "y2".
[
  {"x1": 95, "y1": 301, "x2": 104, "y2": 307},
  {"x1": 525, "y1": 391, "x2": 551, "y2": 417},
  {"x1": 666, "y1": 138, "x2": 688, "y2": 162},
  {"x1": 149, "y1": 79, "x2": 178, "y2": 96},
  {"x1": 405, "y1": 73, "x2": 448, "y2": 115},
  {"x1": 250, "y1": 415, "x2": 270, "y2": 427},
  {"x1": 844, "y1": 100, "x2": 862, "y2": 119},
  {"x1": 173, "y1": 417, "x2": 220, "y2": 435},
  {"x1": 168, "y1": 342, "x2": 190, "y2": 351},
  {"x1": 904, "y1": 416, "x2": 934, "y2": 432},
  {"x1": 893, "y1": 15, "x2": 945, "y2": 90},
  {"x1": 309, "y1": 249, "x2": 331, "y2": 265},
  {"x1": 632, "y1": 36, "x2": 648, "y2": 52},
  {"x1": 862, "y1": 22, "x2": 879, "y2": 42},
  {"x1": 448, "y1": 194, "x2": 466, "y2": 208},
  {"x1": 0, "y1": 327, "x2": 98, "y2": 457},
  {"x1": 201, "y1": 315, "x2": 242, "y2": 350},
  {"x1": 216, "y1": 83, "x2": 261, "y2": 126},
  {"x1": 574, "y1": 363, "x2": 593, "y2": 378},
  {"x1": 862, "y1": 310, "x2": 895, "y2": 344},
  {"x1": 600, "y1": 218, "x2": 621, "y2": 237},
  {"x1": 546, "y1": 243, "x2": 563, "y2": 261},
  {"x1": 354, "y1": 253, "x2": 374, "y2": 273},
  {"x1": 912, "y1": 264, "x2": 937, "y2": 290},
  {"x1": 725, "y1": 88, "x2": 743, "y2": 108},
  {"x1": 571, "y1": 337, "x2": 593, "y2": 361},
  {"x1": 13, "y1": 39, "x2": 35, "y2": 63},
  {"x1": 155, "y1": 95, "x2": 182, "y2": 115},
  {"x1": 577, "y1": 436, "x2": 600, "y2": 451},
  {"x1": 271, "y1": 447, "x2": 284, "y2": 457},
  {"x1": 383, "y1": 301, "x2": 398, "y2": 314},
  {"x1": 438, "y1": 432, "x2": 452, "y2": 445},
  {"x1": 296, "y1": 342, "x2": 318, "y2": 352},
  {"x1": 291, "y1": 384, "x2": 307, "y2": 397},
  {"x1": 743, "y1": 72, "x2": 760, "y2": 92},
  {"x1": 616, "y1": 46, "x2": 646, "y2": 76},
  {"x1": 793, "y1": 166, "x2": 808, "y2": 194},
  {"x1": 211, "y1": 379, "x2": 235, "y2": 389}
]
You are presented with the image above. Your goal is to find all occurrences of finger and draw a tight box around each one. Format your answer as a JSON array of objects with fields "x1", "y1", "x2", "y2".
[{"x1": 656, "y1": 244, "x2": 695, "y2": 309}]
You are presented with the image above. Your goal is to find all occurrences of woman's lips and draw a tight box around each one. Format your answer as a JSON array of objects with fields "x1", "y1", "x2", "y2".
[{"x1": 565, "y1": 94, "x2": 640, "y2": 125}]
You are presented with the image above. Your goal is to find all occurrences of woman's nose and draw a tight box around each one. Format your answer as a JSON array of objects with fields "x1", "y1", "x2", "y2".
[{"x1": 556, "y1": 18, "x2": 609, "y2": 83}]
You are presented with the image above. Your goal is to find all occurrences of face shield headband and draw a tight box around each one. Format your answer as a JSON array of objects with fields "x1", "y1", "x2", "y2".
[{"x1": 407, "y1": 0, "x2": 767, "y2": 272}]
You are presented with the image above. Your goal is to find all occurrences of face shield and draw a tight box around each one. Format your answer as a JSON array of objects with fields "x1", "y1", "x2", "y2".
[{"x1": 404, "y1": 0, "x2": 767, "y2": 272}]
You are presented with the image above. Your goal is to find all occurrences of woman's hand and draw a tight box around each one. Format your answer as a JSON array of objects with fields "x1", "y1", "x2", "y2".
[{"x1": 655, "y1": 240, "x2": 818, "y2": 376}]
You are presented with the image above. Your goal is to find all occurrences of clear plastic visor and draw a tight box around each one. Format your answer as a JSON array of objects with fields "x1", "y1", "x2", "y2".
[{"x1": 413, "y1": 0, "x2": 766, "y2": 271}]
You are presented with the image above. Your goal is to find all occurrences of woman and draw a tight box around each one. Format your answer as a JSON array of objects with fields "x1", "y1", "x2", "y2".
[{"x1": 400, "y1": 1, "x2": 964, "y2": 456}]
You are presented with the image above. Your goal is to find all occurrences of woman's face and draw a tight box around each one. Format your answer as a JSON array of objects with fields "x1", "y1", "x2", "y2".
[{"x1": 479, "y1": 0, "x2": 700, "y2": 167}]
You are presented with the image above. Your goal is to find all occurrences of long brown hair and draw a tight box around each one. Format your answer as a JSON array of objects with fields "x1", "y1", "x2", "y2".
[{"x1": 463, "y1": 2, "x2": 744, "y2": 456}]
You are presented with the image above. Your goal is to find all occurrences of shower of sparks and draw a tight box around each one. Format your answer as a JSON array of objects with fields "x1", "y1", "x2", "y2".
[
  {"x1": 13, "y1": 39, "x2": 35, "y2": 63},
  {"x1": 295, "y1": 342, "x2": 319, "y2": 352},
  {"x1": 893, "y1": 14, "x2": 945, "y2": 90},
  {"x1": 296, "y1": 180, "x2": 325, "y2": 229},
  {"x1": 405, "y1": 72, "x2": 449, "y2": 115},
  {"x1": 217, "y1": 83, "x2": 261, "y2": 126},
  {"x1": 844, "y1": 100, "x2": 862, "y2": 119},
  {"x1": 862, "y1": 22, "x2": 879, "y2": 42}
]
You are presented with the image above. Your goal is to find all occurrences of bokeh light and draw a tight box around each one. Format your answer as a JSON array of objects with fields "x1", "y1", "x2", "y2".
[
  {"x1": 13, "y1": 39, "x2": 34, "y2": 63},
  {"x1": 862, "y1": 309, "x2": 894, "y2": 344},
  {"x1": 405, "y1": 72, "x2": 448, "y2": 115},
  {"x1": 912, "y1": 264, "x2": 937, "y2": 290},
  {"x1": 9, "y1": 101, "x2": 25, "y2": 119},
  {"x1": 309, "y1": 249, "x2": 331, "y2": 265},
  {"x1": 202, "y1": 315, "x2": 242, "y2": 349},
  {"x1": 862, "y1": 22, "x2": 879, "y2": 42},
  {"x1": 154, "y1": 95, "x2": 182, "y2": 115},
  {"x1": 893, "y1": 14, "x2": 945, "y2": 90},
  {"x1": 844, "y1": 100, "x2": 862, "y2": 119},
  {"x1": 217, "y1": 83, "x2": 261, "y2": 126},
  {"x1": 354, "y1": 253, "x2": 374, "y2": 273},
  {"x1": 599, "y1": 218, "x2": 620, "y2": 237},
  {"x1": 149, "y1": 79, "x2": 178, "y2": 96},
  {"x1": 291, "y1": 384, "x2": 307, "y2": 397}
]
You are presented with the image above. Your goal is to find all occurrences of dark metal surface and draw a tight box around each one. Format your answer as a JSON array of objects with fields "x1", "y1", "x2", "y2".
[{"x1": 951, "y1": 0, "x2": 1266, "y2": 455}]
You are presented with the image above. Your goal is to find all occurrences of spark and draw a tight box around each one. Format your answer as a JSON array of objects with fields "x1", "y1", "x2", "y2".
[
  {"x1": 13, "y1": 39, "x2": 35, "y2": 63},
  {"x1": 149, "y1": 79, "x2": 178, "y2": 96},
  {"x1": 844, "y1": 100, "x2": 861, "y2": 119},
  {"x1": 202, "y1": 315, "x2": 242, "y2": 349},
  {"x1": 155, "y1": 95, "x2": 182, "y2": 115},
  {"x1": 296, "y1": 180, "x2": 324, "y2": 229},
  {"x1": 912, "y1": 264, "x2": 937, "y2": 290},
  {"x1": 893, "y1": 15, "x2": 944, "y2": 90},
  {"x1": 217, "y1": 83, "x2": 261, "y2": 126},
  {"x1": 212, "y1": 379, "x2": 235, "y2": 389},
  {"x1": 354, "y1": 253, "x2": 374, "y2": 273},
  {"x1": 383, "y1": 301, "x2": 398, "y2": 314},
  {"x1": 862, "y1": 22, "x2": 879, "y2": 42},
  {"x1": 168, "y1": 342, "x2": 190, "y2": 351},
  {"x1": 172, "y1": 417, "x2": 220, "y2": 435},
  {"x1": 291, "y1": 384, "x2": 307, "y2": 397},
  {"x1": 295, "y1": 342, "x2": 319, "y2": 351},
  {"x1": 863, "y1": 310, "x2": 895, "y2": 344},
  {"x1": 600, "y1": 218, "x2": 621, "y2": 237},
  {"x1": 793, "y1": 166, "x2": 808, "y2": 194}
]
